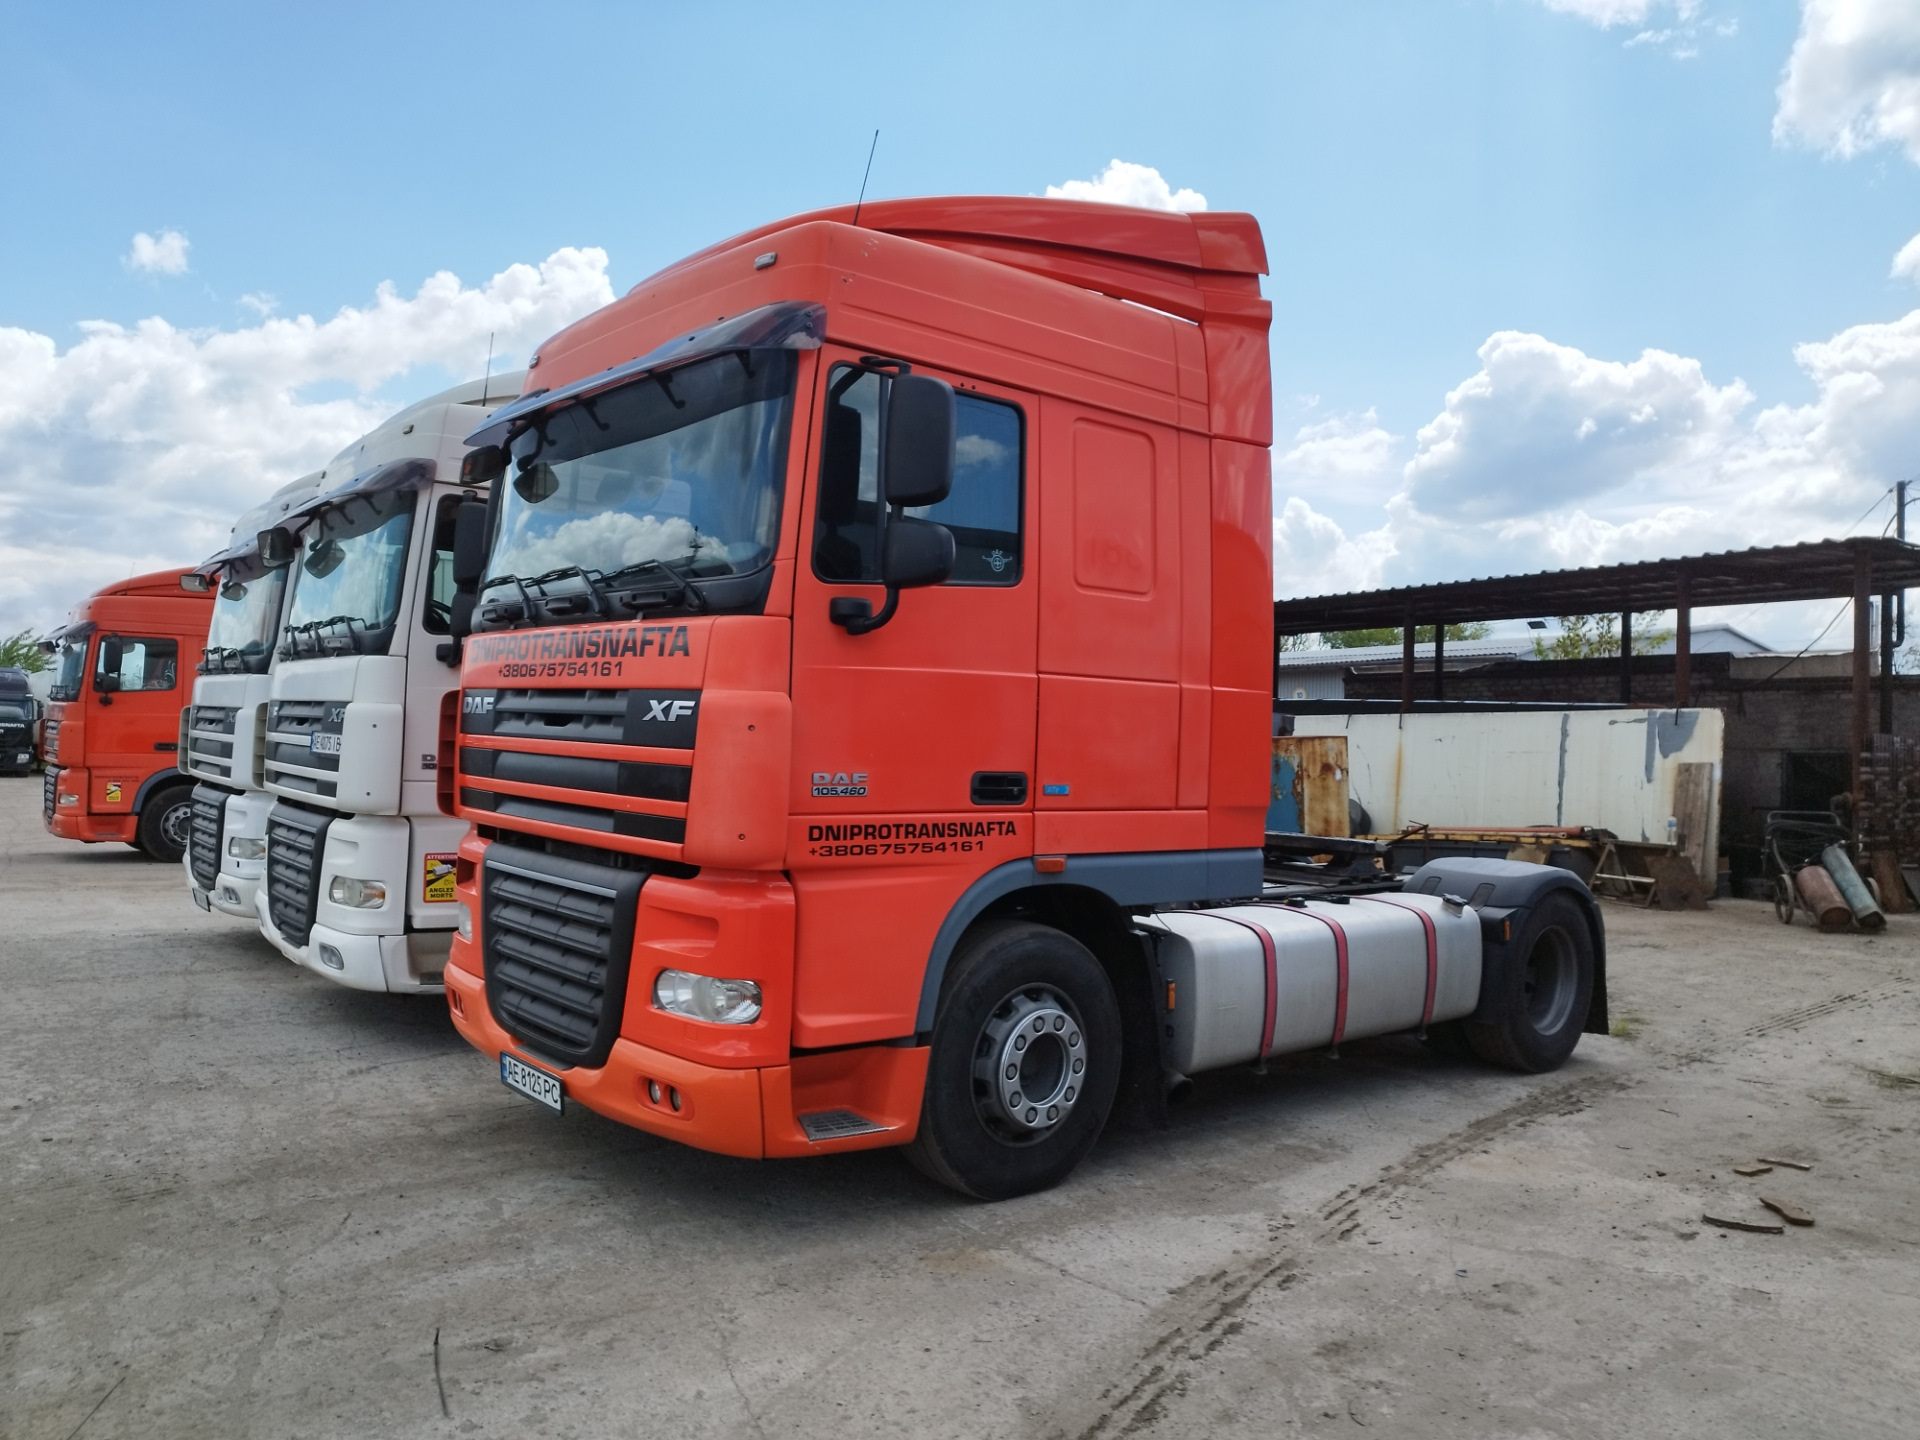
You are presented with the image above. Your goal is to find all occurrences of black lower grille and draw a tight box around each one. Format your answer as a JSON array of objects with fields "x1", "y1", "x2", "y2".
[
  {"x1": 188, "y1": 784, "x2": 233, "y2": 890},
  {"x1": 43, "y1": 767, "x2": 59, "y2": 821},
  {"x1": 482, "y1": 845, "x2": 646, "y2": 1068},
  {"x1": 266, "y1": 802, "x2": 333, "y2": 946}
]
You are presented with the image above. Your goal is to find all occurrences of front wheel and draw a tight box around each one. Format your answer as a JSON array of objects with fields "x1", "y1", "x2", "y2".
[
  {"x1": 137, "y1": 785, "x2": 194, "y2": 865},
  {"x1": 1772, "y1": 872, "x2": 1795, "y2": 925},
  {"x1": 1464, "y1": 892, "x2": 1595, "y2": 1074},
  {"x1": 904, "y1": 921, "x2": 1122, "y2": 1201}
]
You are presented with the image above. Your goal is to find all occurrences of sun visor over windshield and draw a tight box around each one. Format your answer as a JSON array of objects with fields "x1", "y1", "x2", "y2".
[
  {"x1": 465, "y1": 299, "x2": 827, "y2": 450},
  {"x1": 277, "y1": 457, "x2": 439, "y2": 536},
  {"x1": 42, "y1": 621, "x2": 97, "y2": 651}
]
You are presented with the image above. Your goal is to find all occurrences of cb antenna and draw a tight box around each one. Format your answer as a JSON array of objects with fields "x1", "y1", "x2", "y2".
[
  {"x1": 481, "y1": 332, "x2": 495, "y2": 404},
  {"x1": 852, "y1": 129, "x2": 879, "y2": 227}
]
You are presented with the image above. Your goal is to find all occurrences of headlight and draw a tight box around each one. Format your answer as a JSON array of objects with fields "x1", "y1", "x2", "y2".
[
  {"x1": 228, "y1": 836, "x2": 266, "y2": 861},
  {"x1": 328, "y1": 876, "x2": 387, "y2": 908},
  {"x1": 654, "y1": 969, "x2": 763, "y2": 1025},
  {"x1": 58, "y1": 793, "x2": 80, "y2": 806},
  {"x1": 456, "y1": 902, "x2": 472, "y2": 940}
]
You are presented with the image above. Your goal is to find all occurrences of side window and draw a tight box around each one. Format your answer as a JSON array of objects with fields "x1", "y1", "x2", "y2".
[
  {"x1": 96, "y1": 637, "x2": 179, "y2": 692},
  {"x1": 811, "y1": 365, "x2": 1024, "y2": 586},
  {"x1": 421, "y1": 494, "x2": 461, "y2": 635}
]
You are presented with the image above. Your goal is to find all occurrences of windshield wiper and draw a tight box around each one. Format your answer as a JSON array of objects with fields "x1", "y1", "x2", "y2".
[
  {"x1": 199, "y1": 645, "x2": 247, "y2": 674},
  {"x1": 600, "y1": 556, "x2": 709, "y2": 614},
  {"x1": 280, "y1": 614, "x2": 368, "y2": 659}
]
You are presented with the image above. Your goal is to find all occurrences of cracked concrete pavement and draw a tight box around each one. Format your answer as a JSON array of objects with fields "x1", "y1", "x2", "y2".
[{"x1": 2, "y1": 776, "x2": 1916, "y2": 1439}]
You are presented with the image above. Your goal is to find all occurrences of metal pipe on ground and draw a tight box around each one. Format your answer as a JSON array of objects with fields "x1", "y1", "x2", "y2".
[
  {"x1": 1794, "y1": 864, "x2": 1853, "y2": 931},
  {"x1": 1820, "y1": 843, "x2": 1886, "y2": 931}
]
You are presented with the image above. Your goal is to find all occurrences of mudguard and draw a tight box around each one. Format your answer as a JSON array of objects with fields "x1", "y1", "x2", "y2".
[{"x1": 1402, "y1": 857, "x2": 1608, "y2": 1035}]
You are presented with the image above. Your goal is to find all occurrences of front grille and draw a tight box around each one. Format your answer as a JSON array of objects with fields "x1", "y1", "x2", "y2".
[
  {"x1": 264, "y1": 699, "x2": 341, "y2": 798},
  {"x1": 266, "y1": 802, "x2": 334, "y2": 946},
  {"x1": 188, "y1": 785, "x2": 231, "y2": 890},
  {"x1": 43, "y1": 767, "x2": 59, "y2": 821},
  {"x1": 187, "y1": 705, "x2": 239, "y2": 781},
  {"x1": 43, "y1": 720, "x2": 60, "y2": 764},
  {"x1": 462, "y1": 688, "x2": 701, "y2": 750},
  {"x1": 482, "y1": 844, "x2": 647, "y2": 1068}
]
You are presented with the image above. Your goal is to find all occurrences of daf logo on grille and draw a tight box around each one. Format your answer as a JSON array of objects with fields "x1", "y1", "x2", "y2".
[
  {"x1": 644, "y1": 699, "x2": 697, "y2": 722},
  {"x1": 463, "y1": 694, "x2": 494, "y2": 714}
]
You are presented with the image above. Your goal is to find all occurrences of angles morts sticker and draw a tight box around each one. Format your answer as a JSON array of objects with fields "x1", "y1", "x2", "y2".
[{"x1": 423, "y1": 853, "x2": 457, "y2": 903}]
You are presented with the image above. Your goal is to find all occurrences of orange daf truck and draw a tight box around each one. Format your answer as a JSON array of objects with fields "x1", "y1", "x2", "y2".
[
  {"x1": 438, "y1": 199, "x2": 1608, "y2": 1198},
  {"x1": 42, "y1": 569, "x2": 214, "y2": 862}
]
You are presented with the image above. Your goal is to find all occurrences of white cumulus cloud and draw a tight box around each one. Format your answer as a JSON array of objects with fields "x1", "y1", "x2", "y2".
[
  {"x1": 125, "y1": 230, "x2": 190, "y2": 276},
  {"x1": 0, "y1": 248, "x2": 614, "y2": 638},
  {"x1": 1891, "y1": 232, "x2": 1920, "y2": 282},
  {"x1": 1775, "y1": 0, "x2": 1920, "y2": 163},
  {"x1": 1045, "y1": 160, "x2": 1206, "y2": 213},
  {"x1": 1536, "y1": 0, "x2": 1698, "y2": 25},
  {"x1": 1272, "y1": 303, "x2": 1918, "y2": 610}
]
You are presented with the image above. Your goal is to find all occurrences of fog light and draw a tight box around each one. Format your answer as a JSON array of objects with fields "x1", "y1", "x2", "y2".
[
  {"x1": 328, "y1": 876, "x2": 387, "y2": 908},
  {"x1": 456, "y1": 901, "x2": 472, "y2": 940},
  {"x1": 228, "y1": 836, "x2": 266, "y2": 861},
  {"x1": 219, "y1": 886, "x2": 239, "y2": 905},
  {"x1": 654, "y1": 969, "x2": 763, "y2": 1024},
  {"x1": 317, "y1": 944, "x2": 345, "y2": 971}
]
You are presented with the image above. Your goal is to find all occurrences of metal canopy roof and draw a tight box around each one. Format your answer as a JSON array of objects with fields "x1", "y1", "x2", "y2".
[{"x1": 1272, "y1": 537, "x2": 1920, "y2": 637}]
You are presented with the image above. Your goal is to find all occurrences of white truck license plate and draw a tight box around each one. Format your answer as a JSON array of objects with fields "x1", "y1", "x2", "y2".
[
  {"x1": 501, "y1": 1053, "x2": 563, "y2": 1114},
  {"x1": 309, "y1": 732, "x2": 342, "y2": 755}
]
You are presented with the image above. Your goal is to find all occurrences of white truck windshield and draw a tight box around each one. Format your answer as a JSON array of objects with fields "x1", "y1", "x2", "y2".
[
  {"x1": 282, "y1": 489, "x2": 416, "y2": 657},
  {"x1": 203, "y1": 568, "x2": 288, "y2": 673}
]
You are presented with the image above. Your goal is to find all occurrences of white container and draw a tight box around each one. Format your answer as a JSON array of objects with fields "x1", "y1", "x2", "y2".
[{"x1": 1144, "y1": 893, "x2": 1482, "y2": 1076}]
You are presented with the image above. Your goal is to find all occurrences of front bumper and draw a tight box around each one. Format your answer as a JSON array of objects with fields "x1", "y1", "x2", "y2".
[
  {"x1": 445, "y1": 955, "x2": 927, "y2": 1160},
  {"x1": 43, "y1": 766, "x2": 136, "y2": 844},
  {"x1": 255, "y1": 892, "x2": 447, "y2": 994}
]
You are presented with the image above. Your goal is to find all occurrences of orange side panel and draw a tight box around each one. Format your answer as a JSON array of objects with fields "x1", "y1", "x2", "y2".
[
  {"x1": 1035, "y1": 809, "x2": 1208, "y2": 856},
  {"x1": 1211, "y1": 440, "x2": 1274, "y2": 695},
  {"x1": 618, "y1": 869, "x2": 795, "y2": 1067},
  {"x1": 1035, "y1": 675, "x2": 1178, "y2": 811},
  {"x1": 682, "y1": 689, "x2": 791, "y2": 869},
  {"x1": 1178, "y1": 428, "x2": 1213, "y2": 809},
  {"x1": 1201, "y1": 311, "x2": 1273, "y2": 448},
  {"x1": 761, "y1": 1045, "x2": 929, "y2": 1157},
  {"x1": 1209, "y1": 688, "x2": 1272, "y2": 850}
]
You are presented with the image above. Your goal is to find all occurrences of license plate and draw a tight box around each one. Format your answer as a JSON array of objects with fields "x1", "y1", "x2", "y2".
[
  {"x1": 191, "y1": 887, "x2": 211, "y2": 912},
  {"x1": 309, "y1": 732, "x2": 342, "y2": 755},
  {"x1": 501, "y1": 1053, "x2": 564, "y2": 1114}
]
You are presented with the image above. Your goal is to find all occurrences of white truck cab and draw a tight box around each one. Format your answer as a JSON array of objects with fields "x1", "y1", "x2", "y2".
[
  {"x1": 254, "y1": 374, "x2": 520, "y2": 993},
  {"x1": 180, "y1": 473, "x2": 327, "y2": 917}
]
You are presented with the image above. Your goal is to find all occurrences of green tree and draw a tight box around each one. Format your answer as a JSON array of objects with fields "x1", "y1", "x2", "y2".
[
  {"x1": 1323, "y1": 622, "x2": 1492, "y2": 649},
  {"x1": 0, "y1": 629, "x2": 48, "y2": 673},
  {"x1": 1532, "y1": 614, "x2": 1675, "y2": 660}
]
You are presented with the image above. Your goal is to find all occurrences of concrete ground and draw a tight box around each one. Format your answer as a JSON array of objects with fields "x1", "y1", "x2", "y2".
[{"x1": 2, "y1": 776, "x2": 1916, "y2": 1440}]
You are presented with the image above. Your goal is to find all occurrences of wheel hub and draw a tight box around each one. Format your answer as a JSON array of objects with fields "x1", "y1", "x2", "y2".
[
  {"x1": 974, "y1": 987, "x2": 1085, "y2": 1136},
  {"x1": 160, "y1": 801, "x2": 193, "y2": 851}
]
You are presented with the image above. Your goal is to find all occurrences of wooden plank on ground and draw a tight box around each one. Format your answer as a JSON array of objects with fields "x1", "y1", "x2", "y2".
[{"x1": 1674, "y1": 760, "x2": 1716, "y2": 887}]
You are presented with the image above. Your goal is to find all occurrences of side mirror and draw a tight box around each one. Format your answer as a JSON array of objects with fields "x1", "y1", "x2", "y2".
[
  {"x1": 179, "y1": 572, "x2": 211, "y2": 593},
  {"x1": 451, "y1": 500, "x2": 491, "y2": 589},
  {"x1": 882, "y1": 374, "x2": 956, "y2": 506},
  {"x1": 461, "y1": 444, "x2": 508, "y2": 487},
  {"x1": 882, "y1": 516, "x2": 955, "y2": 589},
  {"x1": 258, "y1": 527, "x2": 297, "y2": 568}
]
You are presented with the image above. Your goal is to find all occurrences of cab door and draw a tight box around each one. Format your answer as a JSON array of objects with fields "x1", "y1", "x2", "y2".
[
  {"x1": 91, "y1": 633, "x2": 183, "y2": 813},
  {"x1": 786, "y1": 350, "x2": 1036, "y2": 1047}
]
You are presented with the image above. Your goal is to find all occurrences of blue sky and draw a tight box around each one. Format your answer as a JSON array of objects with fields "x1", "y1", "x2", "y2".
[{"x1": 3, "y1": 0, "x2": 1918, "y2": 644}]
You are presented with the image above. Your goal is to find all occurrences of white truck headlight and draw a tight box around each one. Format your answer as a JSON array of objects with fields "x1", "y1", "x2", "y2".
[
  {"x1": 456, "y1": 902, "x2": 473, "y2": 940},
  {"x1": 654, "y1": 970, "x2": 763, "y2": 1025},
  {"x1": 228, "y1": 836, "x2": 266, "y2": 861},
  {"x1": 328, "y1": 876, "x2": 387, "y2": 908}
]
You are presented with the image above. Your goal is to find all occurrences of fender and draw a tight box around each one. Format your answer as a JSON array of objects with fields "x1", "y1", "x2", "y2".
[
  {"x1": 913, "y1": 848, "x2": 1262, "y2": 1034},
  {"x1": 1402, "y1": 856, "x2": 1608, "y2": 1035},
  {"x1": 133, "y1": 765, "x2": 191, "y2": 815}
]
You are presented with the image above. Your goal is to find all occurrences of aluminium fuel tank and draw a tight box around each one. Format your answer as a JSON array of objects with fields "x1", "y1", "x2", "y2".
[{"x1": 1141, "y1": 894, "x2": 1483, "y2": 1076}]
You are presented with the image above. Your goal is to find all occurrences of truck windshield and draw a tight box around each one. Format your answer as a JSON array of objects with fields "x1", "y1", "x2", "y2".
[
  {"x1": 480, "y1": 349, "x2": 797, "y2": 626},
  {"x1": 49, "y1": 639, "x2": 88, "y2": 702},
  {"x1": 202, "y1": 567, "x2": 288, "y2": 674},
  {"x1": 282, "y1": 489, "x2": 416, "y2": 658}
]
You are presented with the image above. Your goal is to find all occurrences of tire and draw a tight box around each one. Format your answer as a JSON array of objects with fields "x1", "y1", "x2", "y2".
[
  {"x1": 904, "y1": 921, "x2": 1122, "y2": 1201},
  {"x1": 1772, "y1": 873, "x2": 1795, "y2": 925},
  {"x1": 137, "y1": 784, "x2": 194, "y2": 865},
  {"x1": 1464, "y1": 892, "x2": 1594, "y2": 1074}
]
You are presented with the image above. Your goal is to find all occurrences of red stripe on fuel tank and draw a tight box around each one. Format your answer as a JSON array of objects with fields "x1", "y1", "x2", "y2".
[
  {"x1": 1213, "y1": 913, "x2": 1279, "y2": 1059},
  {"x1": 1355, "y1": 895, "x2": 1440, "y2": 1030},
  {"x1": 1254, "y1": 905, "x2": 1350, "y2": 1046}
]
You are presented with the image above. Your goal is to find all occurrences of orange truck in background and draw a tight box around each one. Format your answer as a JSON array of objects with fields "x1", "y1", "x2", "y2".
[
  {"x1": 438, "y1": 199, "x2": 1609, "y2": 1198},
  {"x1": 41, "y1": 570, "x2": 214, "y2": 862}
]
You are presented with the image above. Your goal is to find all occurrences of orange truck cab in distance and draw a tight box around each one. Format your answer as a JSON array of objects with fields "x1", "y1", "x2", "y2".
[
  {"x1": 42, "y1": 569, "x2": 214, "y2": 862},
  {"x1": 442, "y1": 198, "x2": 1276, "y2": 1197}
]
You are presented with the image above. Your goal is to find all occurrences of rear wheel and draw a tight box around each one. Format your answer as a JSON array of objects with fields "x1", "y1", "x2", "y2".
[
  {"x1": 904, "y1": 921, "x2": 1122, "y2": 1201},
  {"x1": 137, "y1": 784, "x2": 194, "y2": 865},
  {"x1": 1772, "y1": 873, "x2": 1795, "y2": 924},
  {"x1": 1465, "y1": 892, "x2": 1594, "y2": 1073}
]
